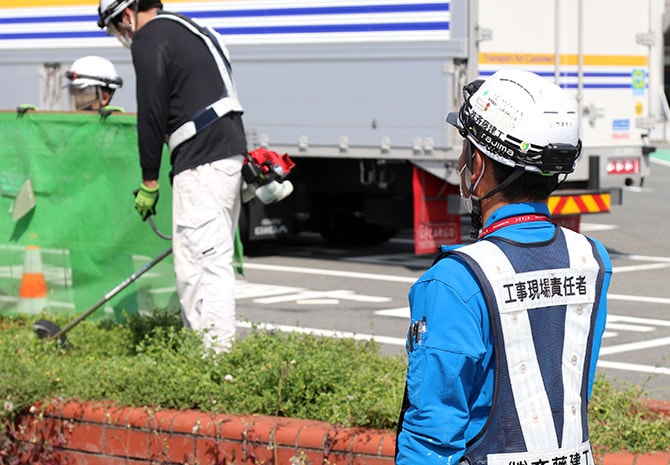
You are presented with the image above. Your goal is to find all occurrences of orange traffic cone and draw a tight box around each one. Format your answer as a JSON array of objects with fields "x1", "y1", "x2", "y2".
[{"x1": 18, "y1": 245, "x2": 48, "y2": 314}]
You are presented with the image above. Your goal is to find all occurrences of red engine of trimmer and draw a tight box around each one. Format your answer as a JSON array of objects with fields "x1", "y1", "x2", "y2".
[{"x1": 242, "y1": 147, "x2": 296, "y2": 204}]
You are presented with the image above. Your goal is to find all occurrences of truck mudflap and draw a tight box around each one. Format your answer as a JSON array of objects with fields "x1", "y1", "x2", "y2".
[
  {"x1": 548, "y1": 191, "x2": 614, "y2": 233},
  {"x1": 411, "y1": 167, "x2": 617, "y2": 252},
  {"x1": 548, "y1": 191, "x2": 612, "y2": 216},
  {"x1": 412, "y1": 167, "x2": 461, "y2": 255}
]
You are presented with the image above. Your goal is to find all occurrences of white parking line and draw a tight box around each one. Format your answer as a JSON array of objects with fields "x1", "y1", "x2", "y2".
[
  {"x1": 245, "y1": 263, "x2": 417, "y2": 283},
  {"x1": 608, "y1": 314, "x2": 670, "y2": 327},
  {"x1": 580, "y1": 223, "x2": 618, "y2": 232},
  {"x1": 375, "y1": 307, "x2": 410, "y2": 318},
  {"x1": 597, "y1": 360, "x2": 670, "y2": 376},
  {"x1": 608, "y1": 293, "x2": 670, "y2": 305},
  {"x1": 605, "y1": 322, "x2": 655, "y2": 332},
  {"x1": 235, "y1": 320, "x2": 406, "y2": 346},
  {"x1": 245, "y1": 260, "x2": 670, "y2": 377},
  {"x1": 610, "y1": 253, "x2": 670, "y2": 263},
  {"x1": 613, "y1": 263, "x2": 670, "y2": 273},
  {"x1": 254, "y1": 289, "x2": 390, "y2": 304},
  {"x1": 599, "y1": 336, "x2": 670, "y2": 356}
]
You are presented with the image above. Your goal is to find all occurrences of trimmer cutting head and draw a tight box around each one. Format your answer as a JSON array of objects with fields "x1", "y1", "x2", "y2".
[{"x1": 33, "y1": 318, "x2": 68, "y2": 345}]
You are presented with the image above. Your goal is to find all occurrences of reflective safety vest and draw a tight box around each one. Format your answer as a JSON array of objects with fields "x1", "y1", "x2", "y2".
[
  {"x1": 453, "y1": 227, "x2": 607, "y2": 465},
  {"x1": 155, "y1": 12, "x2": 244, "y2": 153}
]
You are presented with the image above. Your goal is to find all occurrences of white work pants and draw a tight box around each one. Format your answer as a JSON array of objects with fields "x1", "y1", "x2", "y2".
[{"x1": 172, "y1": 156, "x2": 243, "y2": 353}]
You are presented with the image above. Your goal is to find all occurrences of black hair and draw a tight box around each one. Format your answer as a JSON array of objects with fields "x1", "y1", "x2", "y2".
[
  {"x1": 108, "y1": 0, "x2": 162, "y2": 27},
  {"x1": 137, "y1": 0, "x2": 163, "y2": 11},
  {"x1": 490, "y1": 159, "x2": 560, "y2": 202}
]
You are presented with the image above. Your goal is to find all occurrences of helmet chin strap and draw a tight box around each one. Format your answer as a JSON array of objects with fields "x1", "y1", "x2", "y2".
[
  {"x1": 468, "y1": 166, "x2": 526, "y2": 239},
  {"x1": 469, "y1": 200, "x2": 483, "y2": 239}
]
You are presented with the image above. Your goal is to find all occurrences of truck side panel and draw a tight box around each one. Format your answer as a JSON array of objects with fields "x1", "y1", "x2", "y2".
[{"x1": 478, "y1": 0, "x2": 665, "y2": 187}]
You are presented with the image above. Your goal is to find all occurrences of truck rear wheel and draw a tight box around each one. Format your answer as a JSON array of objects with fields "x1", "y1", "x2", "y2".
[{"x1": 317, "y1": 206, "x2": 398, "y2": 246}]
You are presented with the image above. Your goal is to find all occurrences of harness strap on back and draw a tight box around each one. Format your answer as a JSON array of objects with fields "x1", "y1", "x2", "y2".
[{"x1": 156, "y1": 12, "x2": 243, "y2": 152}]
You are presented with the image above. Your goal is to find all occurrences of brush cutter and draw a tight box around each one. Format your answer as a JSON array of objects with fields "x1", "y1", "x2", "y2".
[{"x1": 33, "y1": 218, "x2": 172, "y2": 343}]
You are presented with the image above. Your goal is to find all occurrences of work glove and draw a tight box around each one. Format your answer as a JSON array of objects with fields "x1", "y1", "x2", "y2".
[{"x1": 133, "y1": 182, "x2": 159, "y2": 221}]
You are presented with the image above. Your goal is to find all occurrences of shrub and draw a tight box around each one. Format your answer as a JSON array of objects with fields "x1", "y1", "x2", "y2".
[
  {"x1": 0, "y1": 312, "x2": 405, "y2": 430},
  {"x1": 589, "y1": 374, "x2": 670, "y2": 453},
  {"x1": 1, "y1": 312, "x2": 669, "y2": 453}
]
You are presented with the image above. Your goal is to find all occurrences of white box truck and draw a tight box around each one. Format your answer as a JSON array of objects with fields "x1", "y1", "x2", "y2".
[{"x1": 1, "y1": 0, "x2": 666, "y2": 254}]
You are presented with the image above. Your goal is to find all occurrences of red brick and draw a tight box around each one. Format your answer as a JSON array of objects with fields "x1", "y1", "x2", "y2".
[
  {"x1": 294, "y1": 449, "x2": 327, "y2": 464},
  {"x1": 351, "y1": 428, "x2": 389, "y2": 456},
  {"x1": 274, "y1": 417, "x2": 311, "y2": 448},
  {"x1": 195, "y1": 436, "x2": 242, "y2": 464},
  {"x1": 275, "y1": 445, "x2": 306, "y2": 464},
  {"x1": 124, "y1": 406, "x2": 155, "y2": 429},
  {"x1": 104, "y1": 425, "x2": 149, "y2": 459},
  {"x1": 353, "y1": 456, "x2": 396, "y2": 465},
  {"x1": 41, "y1": 399, "x2": 68, "y2": 418},
  {"x1": 63, "y1": 421, "x2": 105, "y2": 453},
  {"x1": 104, "y1": 405, "x2": 132, "y2": 426},
  {"x1": 219, "y1": 414, "x2": 263, "y2": 443},
  {"x1": 150, "y1": 430, "x2": 196, "y2": 463},
  {"x1": 172, "y1": 409, "x2": 219, "y2": 437},
  {"x1": 640, "y1": 399, "x2": 670, "y2": 418},
  {"x1": 245, "y1": 441, "x2": 276, "y2": 464},
  {"x1": 243, "y1": 415, "x2": 278, "y2": 446},
  {"x1": 379, "y1": 432, "x2": 396, "y2": 457},
  {"x1": 635, "y1": 452, "x2": 670, "y2": 465},
  {"x1": 296, "y1": 420, "x2": 336, "y2": 450},
  {"x1": 19, "y1": 401, "x2": 670, "y2": 465},
  {"x1": 600, "y1": 452, "x2": 637, "y2": 465},
  {"x1": 59, "y1": 401, "x2": 110, "y2": 424},
  {"x1": 147, "y1": 408, "x2": 179, "y2": 433},
  {"x1": 329, "y1": 428, "x2": 357, "y2": 454},
  {"x1": 63, "y1": 451, "x2": 143, "y2": 465},
  {"x1": 328, "y1": 451, "x2": 355, "y2": 465}
]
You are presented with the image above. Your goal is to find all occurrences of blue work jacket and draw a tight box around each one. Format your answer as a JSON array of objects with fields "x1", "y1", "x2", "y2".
[{"x1": 396, "y1": 202, "x2": 612, "y2": 465}]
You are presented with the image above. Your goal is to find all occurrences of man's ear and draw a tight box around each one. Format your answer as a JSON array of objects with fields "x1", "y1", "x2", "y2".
[
  {"x1": 469, "y1": 150, "x2": 484, "y2": 183},
  {"x1": 101, "y1": 91, "x2": 112, "y2": 107}
]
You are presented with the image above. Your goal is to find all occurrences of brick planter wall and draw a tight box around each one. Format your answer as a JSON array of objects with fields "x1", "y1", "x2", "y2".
[{"x1": 11, "y1": 400, "x2": 670, "y2": 465}]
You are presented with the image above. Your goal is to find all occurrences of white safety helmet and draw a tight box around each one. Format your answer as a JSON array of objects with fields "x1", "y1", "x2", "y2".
[
  {"x1": 66, "y1": 56, "x2": 123, "y2": 90},
  {"x1": 447, "y1": 69, "x2": 581, "y2": 175},
  {"x1": 97, "y1": 0, "x2": 135, "y2": 29},
  {"x1": 98, "y1": 0, "x2": 138, "y2": 48}
]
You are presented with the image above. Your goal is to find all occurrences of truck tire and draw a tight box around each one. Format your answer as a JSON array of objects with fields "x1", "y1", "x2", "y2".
[{"x1": 318, "y1": 210, "x2": 398, "y2": 246}]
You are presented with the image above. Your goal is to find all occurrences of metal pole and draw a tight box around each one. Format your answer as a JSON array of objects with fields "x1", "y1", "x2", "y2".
[
  {"x1": 47, "y1": 247, "x2": 173, "y2": 342},
  {"x1": 577, "y1": 0, "x2": 584, "y2": 135},
  {"x1": 554, "y1": 0, "x2": 560, "y2": 84}
]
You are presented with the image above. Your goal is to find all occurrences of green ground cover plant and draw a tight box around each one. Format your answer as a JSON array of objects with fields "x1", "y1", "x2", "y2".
[{"x1": 1, "y1": 310, "x2": 669, "y2": 455}]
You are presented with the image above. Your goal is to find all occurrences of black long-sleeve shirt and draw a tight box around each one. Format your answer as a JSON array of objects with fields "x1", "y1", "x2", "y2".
[{"x1": 131, "y1": 13, "x2": 247, "y2": 181}]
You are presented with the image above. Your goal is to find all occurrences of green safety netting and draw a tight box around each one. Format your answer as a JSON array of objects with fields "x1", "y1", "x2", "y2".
[{"x1": 0, "y1": 110, "x2": 177, "y2": 321}]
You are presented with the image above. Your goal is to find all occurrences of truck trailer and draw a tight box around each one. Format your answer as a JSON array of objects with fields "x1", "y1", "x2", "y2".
[{"x1": 1, "y1": 0, "x2": 666, "y2": 254}]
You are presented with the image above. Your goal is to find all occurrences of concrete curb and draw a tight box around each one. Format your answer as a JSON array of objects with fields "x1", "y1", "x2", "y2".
[{"x1": 11, "y1": 399, "x2": 670, "y2": 464}]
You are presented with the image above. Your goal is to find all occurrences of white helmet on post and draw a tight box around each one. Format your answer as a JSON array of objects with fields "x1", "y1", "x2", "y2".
[{"x1": 447, "y1": 69, "x2": 581, "y2": 175}]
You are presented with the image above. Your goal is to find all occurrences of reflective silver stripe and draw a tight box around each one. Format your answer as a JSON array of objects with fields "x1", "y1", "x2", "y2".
[
  {"x1": 460, "y1": 240, "x2": 558, "y2": 450},
  {"x1": 153, "y1": 14, "x2": 243, "y2": 152},
  {"x1": 562, "y1": 228, "x2": 600, "y2": 447},
  {"x1": 487, "y1": 440, "x2": 593, "y2": 465},
  {"x1": 167, "y1": 96, "x2": 243, "y2": 152}
]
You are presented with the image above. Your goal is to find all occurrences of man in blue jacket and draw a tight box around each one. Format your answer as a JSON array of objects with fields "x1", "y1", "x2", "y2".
[{"x1": 396, "y1": 69, "x2": 612, "y2": 465}]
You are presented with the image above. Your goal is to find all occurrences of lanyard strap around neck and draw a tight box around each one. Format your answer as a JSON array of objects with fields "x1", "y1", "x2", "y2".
[{"x1": 478, "y1": 213, "x2": 550, "y2": 239}]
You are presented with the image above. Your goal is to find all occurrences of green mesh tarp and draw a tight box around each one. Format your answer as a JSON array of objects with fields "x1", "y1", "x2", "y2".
[{"x1": 0, "y1": 111, "x2": 177, "y2": 320}]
